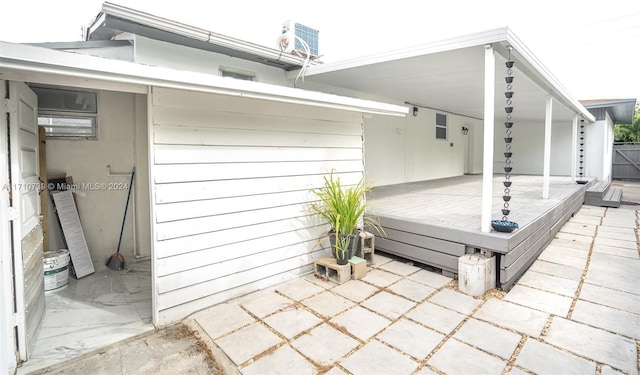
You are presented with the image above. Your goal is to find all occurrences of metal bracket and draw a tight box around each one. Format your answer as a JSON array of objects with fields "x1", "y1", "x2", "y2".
[
  {"x1": 4, "y1": 98, "x2": 16, "y2": 113},
  {"x1": 12, "y1": 311, "x2": 22, "y2": 327},
  {"x1": 7, "y1": 207, "x2": 18, "y2": 221}
]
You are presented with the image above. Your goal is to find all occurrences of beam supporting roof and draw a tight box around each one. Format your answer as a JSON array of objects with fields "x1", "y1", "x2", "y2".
[{"x1": 0, "y1": 42, "x2": 407, "y2": 117}]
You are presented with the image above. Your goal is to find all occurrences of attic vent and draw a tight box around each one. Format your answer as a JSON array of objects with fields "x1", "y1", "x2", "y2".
[{"x1": 219, "y1": 66, "x2": 256, "y2": 81}]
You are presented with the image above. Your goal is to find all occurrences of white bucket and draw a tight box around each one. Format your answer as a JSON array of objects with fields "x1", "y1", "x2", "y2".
[{"x1": 43, "y1": 249, "x2": 70, "y2": 291}]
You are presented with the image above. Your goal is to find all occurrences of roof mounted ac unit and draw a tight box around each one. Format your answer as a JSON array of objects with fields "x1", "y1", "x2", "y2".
[{"x1": 280, "y1": 20, "x2": 319, "y2": 57}]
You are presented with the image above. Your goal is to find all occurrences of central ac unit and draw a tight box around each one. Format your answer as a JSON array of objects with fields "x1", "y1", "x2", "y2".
[{"x1": 280, "y1": 20, "x2": 319, "y2": 57}]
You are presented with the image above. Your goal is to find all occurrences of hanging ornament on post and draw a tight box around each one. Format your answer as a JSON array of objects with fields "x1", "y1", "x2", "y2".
[
  {"x1": 576, "y1": 119, "x2": 587, "y2": 184},
  {"x1": 492, "y1": 48, "x2": 519, "y2": 233}
]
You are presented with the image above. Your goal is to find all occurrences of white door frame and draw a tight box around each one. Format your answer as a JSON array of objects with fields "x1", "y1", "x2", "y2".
[{"x1": 0, "y1": 79, "x2": 18, "y2": 375}]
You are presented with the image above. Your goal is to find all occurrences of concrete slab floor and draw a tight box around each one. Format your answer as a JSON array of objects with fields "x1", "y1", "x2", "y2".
[
  {"x1": 32, "y1": 202, "x2": 639, "y2": 375},
  {"x1": 184, "y1": 203, "x2": 638, "y2": 374},
  {"x1": 26, "y1": 324, "x2": 221, "y2": 375}
]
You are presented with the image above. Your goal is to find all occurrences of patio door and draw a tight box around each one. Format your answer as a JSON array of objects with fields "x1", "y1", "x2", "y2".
[{"x1": 6, "y1": 81, "x2": 45, "y2": 361}]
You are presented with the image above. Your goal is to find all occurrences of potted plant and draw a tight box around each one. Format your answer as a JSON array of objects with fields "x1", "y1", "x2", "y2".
[{"x1": 309, "y1": 172, "x2": 382, "y2": 265}]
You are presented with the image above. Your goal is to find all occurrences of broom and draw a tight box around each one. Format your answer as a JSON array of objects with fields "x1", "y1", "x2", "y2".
[{"x1": 106, "y1": 167, "x2": 135, "y2": 271}]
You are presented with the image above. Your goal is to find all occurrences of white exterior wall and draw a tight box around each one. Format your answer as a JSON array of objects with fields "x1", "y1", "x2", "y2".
[
  {"x1": 299, "y1": 81, "x2": 481, "y2": 186},
  {"x1": 603, "y1": 112, "x2": 614, "y2": 182},
  {"x1": 585, "y1": 119, "x2": 606, "y2": 180},
  {"x1": 46, "y1": 91, "x2": 151, "y2": 261},
  {"x1": 364, "y1": 108, "x2": 480, "y2": 186},
  {"x1": 584, "y1": 112, "x2": 613, "y2": 181},
  {"x1": 149, "y1": 87, "x2": 366, "y2": 325},
  {"x1": 493, "y1": 121, "x2": 573, "y2": 176},
  {"x1": 134, "y1": 36, "x2": 292, "y2": 86}
]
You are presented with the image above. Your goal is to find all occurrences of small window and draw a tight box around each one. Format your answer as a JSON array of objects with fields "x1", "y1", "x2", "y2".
[
  {"x1": 219, "y1": 66, "x2": 256, "y2": 81},
  {"x1": 38, "y1": 116, "x2": 96, "y2": 138},
  {"x1": 436, "y1": 113, "x2": 447, "y2": 140},
  {"x1": 31, "y1": 86, "x2": 98, "y2": 139}
]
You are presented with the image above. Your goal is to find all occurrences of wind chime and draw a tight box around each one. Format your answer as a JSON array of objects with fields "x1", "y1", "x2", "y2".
[
  {"x1": 491, "y1": 49, "x2": 519, "y2": 233},
  {"x1": 576, "y1": 119, "x2": 587, "y2": 184}
]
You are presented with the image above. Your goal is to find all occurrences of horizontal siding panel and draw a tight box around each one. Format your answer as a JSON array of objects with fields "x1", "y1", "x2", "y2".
[
  {"x1": 154, "y1": 125, "x2": 363, "y2": 148},
  {"x1": 156, "y1": 190, "x2": 312, "y2": 223},
  {"x1": 158, "y1": 237, "x2": 326, "y2": 293},
  {"x1": 154, "y1": 145, "x2": 363, "y2": 164},
  {"x1": 157, "y1": 226, "x2": 328, "y2": 277},
  {"x1": 156, "y1": 249, "x2": 324, "y2": 311},
  {"x1": 155, "y1": 205, "x2": 314, "y2": 240},
  {"x1": 154, "y1": 160, "x2": 363, "y2": 184},
  {"x1": 154, "y1": 172, "x2": 363, "y2": 203},
  {"x1": 150, "y1": 88, "x2": 366, "y2": 324},
  {"x1": 154, "y1": 106, "x2": 362, "y2": 135},
  {"x1": 155, "y1": 218, "x2": 328, "y2": 258},
  {"x1": 383, "y1": 228, "x2": 465, "y2": 256},
  {"x1": 376, "y1": 237, "x2": 459, "y2": 272},
  {"x1": 152, "y1": 87, "x2": 363, "y2": 123}
]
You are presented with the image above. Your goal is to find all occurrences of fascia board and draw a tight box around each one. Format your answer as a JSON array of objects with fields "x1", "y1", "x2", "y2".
[
  {"x1": 503, "y1": 29, "x2": 595, "y2": 123},
  {"x1": 297, "y1": 27, "x2": 511, "y2": 78},
  {"x1": 0, "y1": 42, "x2": 407, "y2": 117},
  {"x1": 98, "y1": 2, "x2": 306, "y2": 69}
]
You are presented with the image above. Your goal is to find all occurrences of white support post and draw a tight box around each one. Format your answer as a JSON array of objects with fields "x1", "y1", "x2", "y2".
[
  {"x1": 571, "y1": 114, "x2": 578, "y2": 182},
  {"x1": 481, "y1": 45, "x2": 495, "y2": 233},
  {"x1": 542, "y1": 95, "x2": 553, "y2": 199}
]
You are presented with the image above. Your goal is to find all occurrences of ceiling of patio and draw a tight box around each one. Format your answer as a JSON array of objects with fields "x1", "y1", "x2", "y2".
[{"x1": 300, "y1": 37, "x2": 587, "y2": 125}]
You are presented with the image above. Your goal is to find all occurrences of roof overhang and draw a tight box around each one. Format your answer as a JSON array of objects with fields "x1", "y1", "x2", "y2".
[
  {"x1": 581, "y1": 98, "x2": 637, "y2": 124},
  {"x1": 0, "y1": 42, "x2": 407, "y2": 117},
  {"x1": 295, "y1": 27, "x2": 595, "y2": 124},
  {"x1": 86, "y1": 2, "x2": 307, "y2": 71}
]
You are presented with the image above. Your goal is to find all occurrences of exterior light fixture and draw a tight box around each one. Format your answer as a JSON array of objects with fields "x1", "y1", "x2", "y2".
[
  {"x1": 413, "y1": 106, "x2": 418, "y2": 116},
  {"x1": 461, "y1": 126, "x2": 469, "y2": 135}
]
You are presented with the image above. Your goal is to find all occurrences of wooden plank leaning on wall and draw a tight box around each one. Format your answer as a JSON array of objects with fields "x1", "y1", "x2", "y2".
[{"x1": 38, "y1": 126, "x2": 48, "y2": 252}]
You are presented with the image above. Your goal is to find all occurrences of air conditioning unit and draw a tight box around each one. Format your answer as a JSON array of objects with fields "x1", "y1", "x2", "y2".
[{"x1": 280, "y1": 20, "x2": 319, "y2": 57}]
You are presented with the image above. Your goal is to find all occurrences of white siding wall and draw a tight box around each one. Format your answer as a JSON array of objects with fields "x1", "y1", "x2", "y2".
[{"x1": 150, "y1": 87, "x2": 365, "y2": 324}]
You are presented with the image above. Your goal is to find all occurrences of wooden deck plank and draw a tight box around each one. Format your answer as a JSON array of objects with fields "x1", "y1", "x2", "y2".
[{"x1": 366, "y1": 175, "x2": 590, "y2": 290}]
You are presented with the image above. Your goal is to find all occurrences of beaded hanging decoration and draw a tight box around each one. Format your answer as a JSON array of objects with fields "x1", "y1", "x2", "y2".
[
  {"x1": 576, "y1": 119, "x2": 587, "y2": 184},
  {"x1": 491, "y1": 48, "x2": 519, "y2": 233}
]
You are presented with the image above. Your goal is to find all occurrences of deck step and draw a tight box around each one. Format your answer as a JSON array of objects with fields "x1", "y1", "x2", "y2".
[
  {"x1": 583, "y1": 180, "x2": 624, "y2": 208},
  {"x1": 585, "y1": 181, "x2": 610, "y2": 196},
  {"x1": 602, "y1": 187, "x2": 622, "y2": 208}
]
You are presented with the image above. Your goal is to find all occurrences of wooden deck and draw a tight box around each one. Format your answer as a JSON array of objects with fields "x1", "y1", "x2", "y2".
[{"x1": 365, "y1": 175, "x2": 593, "y2": 290}]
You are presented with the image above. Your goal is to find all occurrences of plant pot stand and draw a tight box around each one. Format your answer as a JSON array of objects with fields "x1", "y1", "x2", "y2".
[
  {"x1": 314, "y1": 257, "x2": 351, "y2": 284},
  {"x1": 355, "y1": 231, "x2": 375, "y2": 266},
  {"x1": 314, "y1": 256, "x2": 368, "y2": 284}
]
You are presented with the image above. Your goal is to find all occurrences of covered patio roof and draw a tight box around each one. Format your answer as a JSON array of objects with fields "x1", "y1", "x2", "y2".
[
  {"x1": 581, "y1": 98, "x2": 637, "y2": 124},
  {"x1": 297, "y1": 27, "x2": 595, "y2": 124}
]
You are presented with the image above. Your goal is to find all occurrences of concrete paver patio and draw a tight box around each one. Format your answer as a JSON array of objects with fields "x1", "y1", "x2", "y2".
[{"x1": 186, "y1": 204, "x2": 639, "y2": 375}]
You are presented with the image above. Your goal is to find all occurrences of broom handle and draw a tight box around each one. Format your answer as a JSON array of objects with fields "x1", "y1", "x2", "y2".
[{"x1": 116, "y1": 167, "x2": 135, "y2": 254}]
